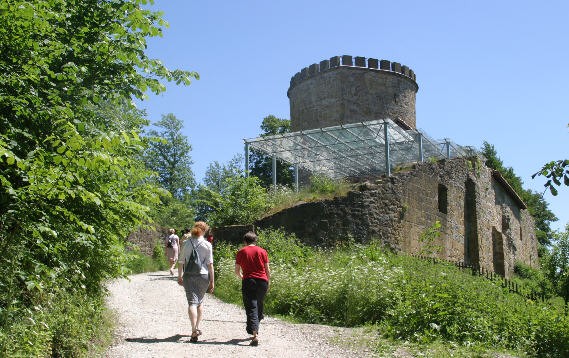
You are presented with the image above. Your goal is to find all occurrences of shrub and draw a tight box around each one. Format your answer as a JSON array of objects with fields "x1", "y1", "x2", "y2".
[
  {"x1": 513, "y1": 261, "x2": 554, "y2": 299},
  {"x1": 531, "y1": 310, "x2": 569, "y2": 357},
  {"x1": 257, "y1": 228, "x2": 311, "y2": 265},
  {"x1": 124, "y1": 242, "x2": 168, "y2": 274},
  {"x1": 0, "y1": 290, "x2": 110, "y2": 357}
]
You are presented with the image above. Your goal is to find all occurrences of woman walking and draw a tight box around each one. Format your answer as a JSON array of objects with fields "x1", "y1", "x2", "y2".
[
  {"x1": 165, "y1": 228, "x2": 179, "y2": 276},
  {"x1": 177, "y1": 221, "x2": 214, "y2": 342},
  {"x1": 235, "y1": 231, "x2": 271, "y2": 346}
]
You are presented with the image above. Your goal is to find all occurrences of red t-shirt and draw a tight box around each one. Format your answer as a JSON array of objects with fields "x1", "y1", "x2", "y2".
[{"x1": 236, "y1": 245, "x2": 269, "y2": 281}]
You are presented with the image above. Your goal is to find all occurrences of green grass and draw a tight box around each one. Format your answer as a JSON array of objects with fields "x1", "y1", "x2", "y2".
[
  {"x1": 263, "y1": 177, "x2": 352, "y2": 217},
  {"x1": 213, "y1": 229, "x2": 569, "y2": 357}
]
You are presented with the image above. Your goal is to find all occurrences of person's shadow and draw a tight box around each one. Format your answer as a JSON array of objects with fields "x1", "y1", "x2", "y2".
[
  {"x1": 187, "y1": 338, "x2": 251, "y2": 346},
  {"x1": 125, "y1": 335, "x2": 251, "y2": 345},
  {"x1": 125, "y1": 334, "x2": 189, "y2": 343}
]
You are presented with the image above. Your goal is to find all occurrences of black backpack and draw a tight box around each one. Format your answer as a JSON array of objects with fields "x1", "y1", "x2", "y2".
[
  {"x1": 167, "y1": 236, "x2": 174, "y2": 248},
  {"x1": 184, "y1": 240, "x2": 203, "y2": 275}
]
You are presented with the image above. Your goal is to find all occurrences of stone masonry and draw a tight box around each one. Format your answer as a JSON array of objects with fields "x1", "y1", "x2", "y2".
[
  {"x1": 252, "y1": 157, "x2": 538, "y2": 278},
  {"x1": 287, "y1": 55, "x2": 418, "y2": 131}
]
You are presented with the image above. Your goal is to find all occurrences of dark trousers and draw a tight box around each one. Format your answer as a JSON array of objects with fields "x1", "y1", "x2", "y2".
[{"x1": 241, "y1": 278, "x2": 268, "y2": 334}]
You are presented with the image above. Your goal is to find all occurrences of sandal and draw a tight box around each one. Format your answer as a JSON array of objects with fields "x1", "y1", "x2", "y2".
[
  {"x1": 190, "y1": 331, "x2": 199, "y2": 343},
  {"x1": 250, "y1": 337, "x2": 259, "y2": 346}
]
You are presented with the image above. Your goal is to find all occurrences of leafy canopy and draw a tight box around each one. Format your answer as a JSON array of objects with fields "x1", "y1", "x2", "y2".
[
  {"x1": 0, "y1": 1, "x2": 196, "y2": 354},
  {"x1": 143, "y1": 113, "x2": 196, "y2": 200},
  {"x1": 545, "y1": 224, "x2": 569, "y2": 310},
  {"x1": 481, "y1": 141, "x2": 557, "y2": 246},
  {"x1": 532, "y1": 123, "x2": 569, "y2": 196}
]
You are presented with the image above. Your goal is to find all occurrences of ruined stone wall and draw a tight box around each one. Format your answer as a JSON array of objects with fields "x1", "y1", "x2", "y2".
[
  {"x1": 255, "y1": 182, "x2": 404, "y2": 248},
  {"x1": 476, "y1": 175, "x2": 539, "y2": 275},
  {"x1": 251, "y1": 158, "x2": 538, "y2": 277},
  {"x1": 393, "y1": 159, "x2": 474, "y2": 263},
  {"x1": 126, "y1": 226, "x2": 168, "y2": 255},
  {"x1": 287, "y1": 55, "x2": 418, "y2": 131}
]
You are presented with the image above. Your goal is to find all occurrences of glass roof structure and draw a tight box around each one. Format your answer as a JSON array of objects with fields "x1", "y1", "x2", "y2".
[{"x1": 244, "y1": 119, "x2": 476, "y2": 180}]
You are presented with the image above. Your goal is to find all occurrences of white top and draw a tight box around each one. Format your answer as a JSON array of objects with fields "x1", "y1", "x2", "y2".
[
  {"x1": 178, "y1": 236, "x2": 213, "y2": 274},
  {"x1": 166, "y1": 234, "x2": 179, "y2": 248}
]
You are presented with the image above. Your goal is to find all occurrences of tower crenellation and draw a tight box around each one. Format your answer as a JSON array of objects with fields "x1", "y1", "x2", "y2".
[
  {"x1": 289, "y1": 55, "x2": 417, "y2": 91},
  {"x1": 288, "y1": 55, "x2": 419, "y2": 132}
]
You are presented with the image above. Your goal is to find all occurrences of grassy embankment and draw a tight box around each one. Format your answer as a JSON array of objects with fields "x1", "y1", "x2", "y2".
[
  {"x1": 0, "y1": 241, "x2": 169, "y2": 357},
  {"x1": 214, "y1": 229, "x2": 569, "y2": 358}
]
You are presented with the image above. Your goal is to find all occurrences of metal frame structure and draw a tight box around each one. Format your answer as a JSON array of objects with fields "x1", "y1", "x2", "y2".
[{"x1": 244, "y1": 119, "x2": 476, "y2": 185}]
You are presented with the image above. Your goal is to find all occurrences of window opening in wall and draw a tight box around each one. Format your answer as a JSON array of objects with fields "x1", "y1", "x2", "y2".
[
  {"x1": 438, "y1": 184, "x2": 448, "y2": 214},
  {"x1": 464, "y1": 178, "x2": 479, "y2": 267},
  {"x1": 492, "y1": 226, "x2": 505, "y2": 276}
]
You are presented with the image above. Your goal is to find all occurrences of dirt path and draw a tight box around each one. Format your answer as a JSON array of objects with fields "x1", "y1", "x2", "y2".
[{"x1": 105, "y1": 271, "x2": 369, "y2": 358}]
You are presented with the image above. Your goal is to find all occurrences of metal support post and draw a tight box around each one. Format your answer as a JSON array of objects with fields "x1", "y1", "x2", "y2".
[
  {"x1": 418, "y1": 132, "x2": 424, "y2": 162},
  {"x1": 384, "y1": 121, "x2": 391, "y2": 176},
  {"x1": 272, "y1": 155, "x2": 277, "y2": 189},
  {"x1": 244, "y1": 142, "x2": 249, "y2": 177},
  {"x1": 294, "y1": 164, "x2": 299, "y2": 192}
]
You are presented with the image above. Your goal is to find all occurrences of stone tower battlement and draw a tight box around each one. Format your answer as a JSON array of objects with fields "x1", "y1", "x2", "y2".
[{"x1": 287, "y1": 55, "x2": 419, "y2": 131}]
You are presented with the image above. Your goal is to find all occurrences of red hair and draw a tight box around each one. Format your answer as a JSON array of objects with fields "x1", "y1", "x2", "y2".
[{"x1": 190, "y1": 221, "x2": 209, "y2": 237}]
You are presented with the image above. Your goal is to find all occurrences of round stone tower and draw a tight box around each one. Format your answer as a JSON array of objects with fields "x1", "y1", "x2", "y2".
[{"x1": 287, "y1": 55, "x2": 419, "y2": 131}]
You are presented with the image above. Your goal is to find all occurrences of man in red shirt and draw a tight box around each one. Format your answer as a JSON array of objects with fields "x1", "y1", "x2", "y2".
[{"x1": 235, "y1": 231, "x2": 271, "y2": 346}]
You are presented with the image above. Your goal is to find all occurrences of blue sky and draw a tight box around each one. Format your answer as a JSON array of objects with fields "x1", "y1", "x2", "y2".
[{"x1": 140, "y1": 0, "x2": 568, "y2": 231}]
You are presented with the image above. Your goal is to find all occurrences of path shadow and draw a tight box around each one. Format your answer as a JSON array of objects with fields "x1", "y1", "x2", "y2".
[
  {"x1": 125, "y1": 334, "x2": 189, "y2": 343},
  {"x1": 150, "y1": 276, "x2": 177, "y2": 281}
]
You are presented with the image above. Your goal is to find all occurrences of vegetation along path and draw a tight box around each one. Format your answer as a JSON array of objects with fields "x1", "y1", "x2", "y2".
[{"x1": 105, "y1": 271, "x2": 369, "y2": 358}]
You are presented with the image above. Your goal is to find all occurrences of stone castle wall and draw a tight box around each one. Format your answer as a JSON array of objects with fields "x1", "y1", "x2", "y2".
[
  {"x1": 251, "y1": 158, "x2": 538, "y2": 277},
  {"x1": 287, "y1": 55, "x2": 419, "y2": 131}
]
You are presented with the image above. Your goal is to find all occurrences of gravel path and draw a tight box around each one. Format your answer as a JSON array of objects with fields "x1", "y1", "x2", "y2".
[{"x1": 105, "y1": 271, "x2": 368, "y2": 358}]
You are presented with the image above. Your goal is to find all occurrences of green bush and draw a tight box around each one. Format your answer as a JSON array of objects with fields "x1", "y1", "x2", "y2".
[
  {"x1": 513, "y1": 261, "x2": 554, "y2": 299},
  {"x1": 257, "y1": 228, "x2": 311, "y2": 265},
  {"x1": 123, "y1": 241, "x2": 169, "y2": 274},
  {"x1": 531, "y1": 310, "x2": 569, "y2": 357},
  {"x1": 0, "y1": 290, "x2": 111, "y2": 357}
]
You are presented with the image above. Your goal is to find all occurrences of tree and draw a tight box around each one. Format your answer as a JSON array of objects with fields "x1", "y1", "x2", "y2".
[
  {"x1": 152, "y1": 193, "x2": 195, "y2": 230},
  {"x1": 203, "y1": 154, "x2": 243, "y2": 192},
  {"x1": 481, "y1": 142, "x2": 557, "y2": 246},
  {"x1": 545, "y1": 224, "x2": 569, "y2": 312},
  {"x1": 143, "y1": 113, "x2": 195, "y2": 200},
  {"x1": 193, "y1": 155, "x2": 272, "y2": 226},
  {"x1": 249, "y1": 115, "x2": 294, "y2": 187},
  {"x1": 532, "y1": 124, "x2": 568, "y2": 196},
  {"x1": 0, "y1": 1, "x2": 196, "y2": 354},
  {"x1": 533, "y1": 159, "x2": 569, "y2": 196},
  {"x1": 193, "y1": 154, "x2": 245, "y2": 222},
  {"x1": 205, "y1": 176, "x2": 270, "y2": 227}
]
